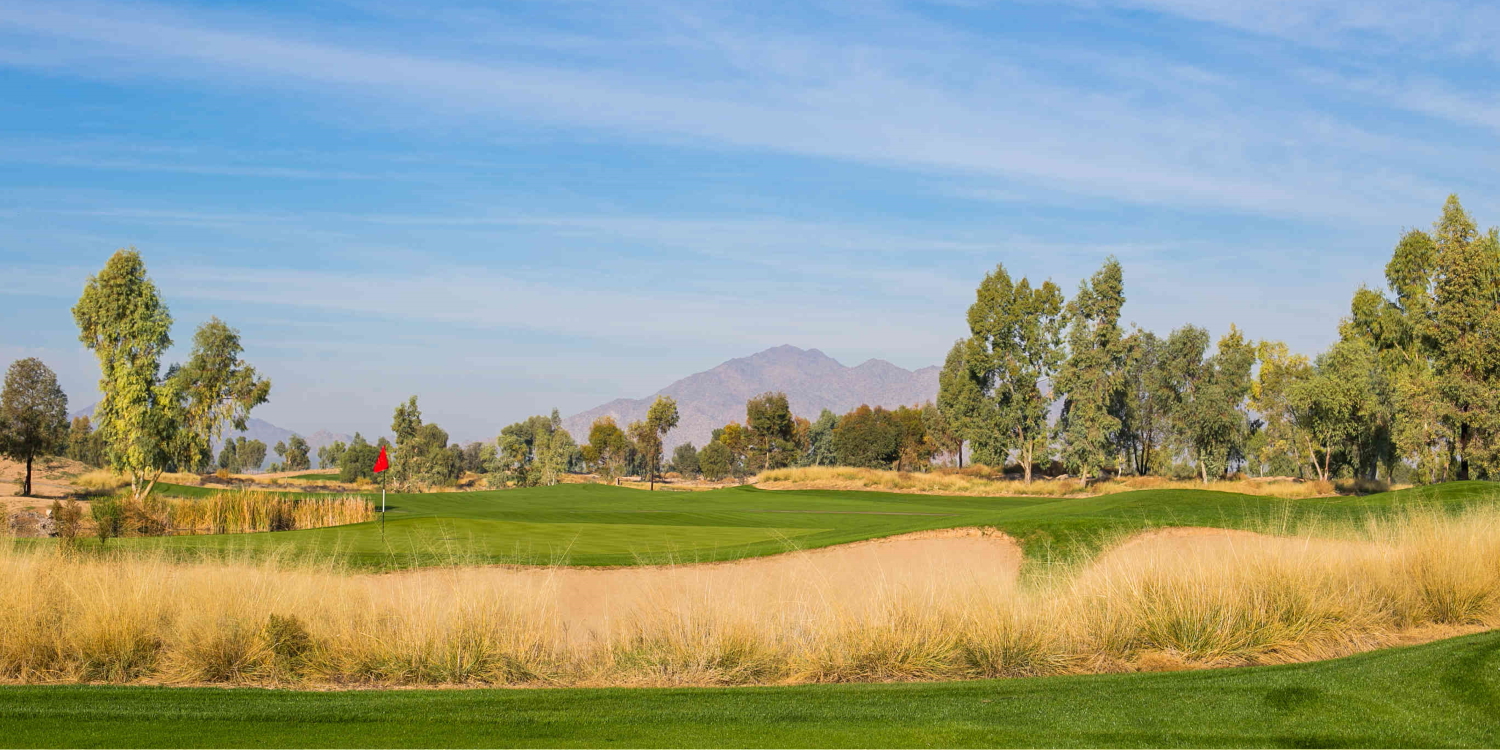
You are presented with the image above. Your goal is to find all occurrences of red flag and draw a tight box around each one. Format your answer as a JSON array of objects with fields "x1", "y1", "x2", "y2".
[{"x1": 373, "y1": 444, "x2": 389, "y2": 473}]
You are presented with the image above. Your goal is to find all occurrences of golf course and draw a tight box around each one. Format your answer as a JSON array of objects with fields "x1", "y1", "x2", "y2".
[{"x1": 74, "y1": 479, "x2": 1499, "y2": 569}]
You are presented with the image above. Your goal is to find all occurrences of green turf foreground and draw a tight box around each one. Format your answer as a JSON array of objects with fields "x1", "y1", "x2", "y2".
[{"x1": 2, "y1": 631, "x2": 1495, "y2": 749}]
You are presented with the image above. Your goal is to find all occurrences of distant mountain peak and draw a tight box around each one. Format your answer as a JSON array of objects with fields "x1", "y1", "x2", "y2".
[{"x1": 562, "y1": 345, "x2": 938, "y2": 451}]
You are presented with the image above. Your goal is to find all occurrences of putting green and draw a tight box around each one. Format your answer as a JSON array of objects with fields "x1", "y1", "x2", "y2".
[{"x1": 47, "y1": 479, "x2": 1500, "y2": 569}]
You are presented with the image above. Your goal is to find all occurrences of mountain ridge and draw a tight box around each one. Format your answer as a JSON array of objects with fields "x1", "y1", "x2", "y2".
[{"x1": 561, "y1": 345, "x2": 939, "y2": 451}]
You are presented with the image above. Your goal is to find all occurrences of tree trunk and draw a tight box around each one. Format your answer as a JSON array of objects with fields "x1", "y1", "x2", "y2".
[
  {"x1": 1458, "y1": 422, "x2": 1471, "y2": 480},
  {"x1": 23, "y1": 454, "x2": 32, "y2": 497},
  {"x1": 957, "y1": 444, "x2": 963, "y2": 469}
]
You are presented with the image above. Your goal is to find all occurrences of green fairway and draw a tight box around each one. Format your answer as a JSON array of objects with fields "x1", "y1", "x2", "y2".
[
  {"x1": 61, "y1": 479, "x2": 1496, "y2": 568},
  {"x1": 1, "y1": 629, "x2": 1495, "y2": 748}
]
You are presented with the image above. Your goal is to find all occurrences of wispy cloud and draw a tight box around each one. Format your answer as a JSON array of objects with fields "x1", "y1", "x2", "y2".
[{"x1": 0, "y1": 0, "x2": 1480, "y2": 222}]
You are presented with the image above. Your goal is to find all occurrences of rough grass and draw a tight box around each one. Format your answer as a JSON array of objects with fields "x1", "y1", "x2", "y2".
[
  {"x1": 2, "y1": 505, "x2": 1496, "y2": 689},
  {"x1": 4, "y1": 630, "x2": 1500, "y2": 748},
  {"x1": 753, "y1": 465, "x2": 1399, "y2": 499}
]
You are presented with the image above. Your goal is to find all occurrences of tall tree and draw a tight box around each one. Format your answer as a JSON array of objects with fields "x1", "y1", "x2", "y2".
[
  {"x1": 1163, "y1": 325, "x2": 1256, "y2": 481},
  {"x1": 922, "y1": 401, "x2": 962, "y2": 468},
  {"x1": 670, "y1": 442, "x2": 700, "y2": 477},
  {"x1": 273, "y1": 434, "x2": 312, "y2": 472},
  {"x1": 1111, "y1": 329, "x2": 1171, "y2": 477},
  {"x1": 583, "y1": 416, "x2": 631, "y2": 478},
  {"x1": 965, "y1": 265, "x2": 1065, "y2": 481},
  {"x1": 833, "y1": 405, "x2": 901, "y2": 469},
  {"x1": 1054, "y1": 259, "x2": 1126, "y2": 483},
  {"x1": 698, "y1": 440, "x2": 732, "y2": 481},
  {"x1": 641, "y1": 396, "x2": 680, "y2": 489},
  {"x1": 935, "y1": 340, "x2": 986, "y2": 468},
  {"x1": 165, "y1": 317, "x2": 271, "y2": 473},
  {"x1": 72, "y1": 248, "x2": 179, "y2": 502},
  {"x1": 497, "y1": 411, "x2": 574, "y2": 487},
  {"x1": 1250, "y1": 341, "x2": 1313, "y2": 478},
  {"x1": 338, "y1": 433, "x2": 380, "y2": 483},
  {"x1": 390, "y1": 396, "x2": 423, "y2": 485},
  {"x1": 1291, "y1": 340, "x2": 1379, "y2": 481},
  {"x1": 745, "y1": 392, "x2": 796, "y2": 471},
  {"x1": 804, "y1": 409, "x2": 840, "y2": 467},
  {"x1": 1429, "y1": 195, "x2": 1500, "y2": 479},
  {"x1": 891, "y1": 404, "x2": 932, "y2": 471},
  {"x1": 65, "y1": 415, "x2": 106, "y2": 468},
  {"x1": 0, "y1": 358, "x2": 69, "y2": 496},
  {"x1": 716, "y1": 423, "x2": 749, "y2": 478},
  {"x1": 318, "y1": 440, "x2": 347, "y2": 471}
]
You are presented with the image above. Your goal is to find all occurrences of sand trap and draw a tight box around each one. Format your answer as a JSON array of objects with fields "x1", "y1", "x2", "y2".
[{"x1": 386, "y1": 527, "x2": 1023, "y2": 639}]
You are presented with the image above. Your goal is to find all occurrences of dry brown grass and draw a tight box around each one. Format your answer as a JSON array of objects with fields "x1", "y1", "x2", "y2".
[
  {"x1": 752, "y1": 466, "x2": 1401, "y2": 499},
  {"x1": 1, "y1": 506, "x2": 1495, "y2": 688}
]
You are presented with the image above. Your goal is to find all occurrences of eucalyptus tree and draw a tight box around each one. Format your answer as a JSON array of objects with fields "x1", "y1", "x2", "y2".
[
  {"x1": 936, "y1": 340, "x2": 987, "y2": 469},
  {"x1": 583, "y1": 416, "x2": 631, "y2": 478},
  {"x1": 1250, "y1": 341, "x2": 1313, "y2": 477},
  {"x1": 963, "y1": 263, "x2": 1065, "y2": 481},
  {"x1": 1111, "y1": 329, "x2": 1171, "y2": 477},
  {"x1": 640, "y1": 396, "x2": 680, "y2": 489},
  {"x1": 1290, "y1": 340, "x2": 1380, "y2": 481},
  {"x1": 73, "y1": 249, "x2": 180, "y2": 502},
  {"x1": 65, "y1": 415, "x2": 106, "y2": 468},
  {"x1": 745, "y1": 392, "x2": 795, "y2": 471},
  {"x1": 273, "y1": 434, "x2": 312, "y2": 472},
  {"x1": 1054, "y1": 259, "x2": 1126, "y2": 483},
  {"x1": 1429, "y1": 195, "x2": 1500, "y2": 479},
  {"x1": 0, "y1": 358, "x2": 69, "y2": 497},
  {"x1": 1161, "y1": 325, "x2": 1256, "y2": 482},
  {"x1": 804, "y1": 409, "x2": 840, "y2": 466},
  {"x1": 166, "y1": 317, "x2": 271, "y2": 472},
  {"x1": 318, "y1": 440, "x2": 347, "y2": 471}
]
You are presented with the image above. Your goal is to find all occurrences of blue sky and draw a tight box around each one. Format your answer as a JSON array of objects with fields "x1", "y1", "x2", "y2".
[{"x1": 2, "y1": 0, "x2": 1497, "y2": 442}]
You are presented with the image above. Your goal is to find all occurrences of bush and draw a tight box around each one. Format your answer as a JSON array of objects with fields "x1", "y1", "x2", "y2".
[
  {"x1": 49, "y1": 499, "x2": 83, "y2": 547},
  {"x1": 90, "y1": 496, "x2": 125, "y2": 545}
]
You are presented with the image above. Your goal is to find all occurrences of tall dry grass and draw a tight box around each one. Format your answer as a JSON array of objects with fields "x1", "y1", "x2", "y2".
[
  {"x1": 1, "y1": 505, "x2": 1497, "y2": 687},
  {"x1": 141, "y1": 491, "x2": 374, "y2": 535},
  {"x1": 752, "y1": 465, "x2": 1395, "y2": 498},
  {"x1": 79, "y1": 490, "x2": 373, "y2": 537}
]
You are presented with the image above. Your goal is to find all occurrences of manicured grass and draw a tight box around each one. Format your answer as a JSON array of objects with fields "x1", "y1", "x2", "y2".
[
  {"x1": 288, "y1": 473, "x2": 341, "y2": 481},
  {"x1": 54, "y1": 479, "x2": 1500, "y2": 569},
  {"x1": 1, "y1": 630, "x2": 1495, "y2": 748}
]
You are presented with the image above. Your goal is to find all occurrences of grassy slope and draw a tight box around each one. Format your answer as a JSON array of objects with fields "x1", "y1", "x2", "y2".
[
  {"x1": 86, "y1": 480, "x2": 1499, "y2": 568},
  {"x1": 1, "y1": 630, "x2": 1495, "y2": 748}
]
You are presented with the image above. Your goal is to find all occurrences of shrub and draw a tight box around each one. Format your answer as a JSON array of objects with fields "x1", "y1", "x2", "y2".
[{"x1": 90, "y1": 497, "x2": 125, "y2": 545}]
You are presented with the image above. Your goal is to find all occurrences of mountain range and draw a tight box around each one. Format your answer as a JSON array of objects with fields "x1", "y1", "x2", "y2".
[
  {"x1": 72, "y1": 345, "x2": 940, "y2": 466},
  {"x1": 560, "y1": 345, "x2": 940, "y2": 451}
]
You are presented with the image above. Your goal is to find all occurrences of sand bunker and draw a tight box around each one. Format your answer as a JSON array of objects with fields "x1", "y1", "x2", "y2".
[
  {"x1": 387, "y1": 527, "x2": 1023, "y2": 639},
  {"x1": 1094, "y1": 525, "x2": 1379, "y2": 568}
]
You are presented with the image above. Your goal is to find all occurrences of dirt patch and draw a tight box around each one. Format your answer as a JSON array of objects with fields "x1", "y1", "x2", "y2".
[{"x1": 388, "y1": 528, "x2": 1023, "y2": 640}]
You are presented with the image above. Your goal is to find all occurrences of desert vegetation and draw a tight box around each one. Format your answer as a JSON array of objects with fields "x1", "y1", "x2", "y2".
[
  {"x1": 2, "y1": 503, "x2": 1496, "y2": 688},
  {"x1": 752, "y1": 465, "x2": 1395, "y2": 499},
  {"x1": 49, "y1": 490, "x2": 372, "y2": 543}
]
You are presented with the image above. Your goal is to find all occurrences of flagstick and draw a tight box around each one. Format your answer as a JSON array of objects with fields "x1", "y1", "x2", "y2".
[{"x1": 380, "y1": 472, "x2": 386, "y2": 537}]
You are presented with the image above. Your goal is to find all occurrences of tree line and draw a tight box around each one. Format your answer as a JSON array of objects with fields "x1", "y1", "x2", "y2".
[{"x1": 931, "y1": 195, "x2": 1498, "y2": 483}]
